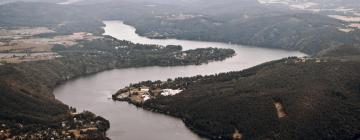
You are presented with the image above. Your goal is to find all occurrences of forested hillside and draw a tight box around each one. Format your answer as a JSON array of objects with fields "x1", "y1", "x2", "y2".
[
  {"x1": 126, "y1": 10, "x2": 359, "y2": 55},
  {"x1": 142, "y1": 57, "x2": 360, "y2": 140}
]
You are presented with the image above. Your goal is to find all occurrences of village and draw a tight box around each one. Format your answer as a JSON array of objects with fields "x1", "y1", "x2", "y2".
[
  {"x1": 0, "y1": 111, "x2": 109, "y2": 140},
  {"x1": 286, "y1": 55, "x2": 360, "y2": 64},
  {"x1": 113, "y1": 85, "x2": 183, "y2": 104},
  {"x1": 289, "y1": 56, "x2": 327, "y2": 64}
]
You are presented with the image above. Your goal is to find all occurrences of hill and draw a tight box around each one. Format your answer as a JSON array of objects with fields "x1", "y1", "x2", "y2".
[{"x1": 117, "y1": 56, "x2": 360, "y2": 139}]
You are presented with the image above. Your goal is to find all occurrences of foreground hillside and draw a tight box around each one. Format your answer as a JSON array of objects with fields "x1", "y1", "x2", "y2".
[{"x1": 118, "y1": 56, "x2": 360, "y2": 139}]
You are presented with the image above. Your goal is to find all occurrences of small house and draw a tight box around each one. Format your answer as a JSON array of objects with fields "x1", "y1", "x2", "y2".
[
  {"x1": 140, "y1": 86, "x2": 150, "y2": 92},
  {"x1": 161, "y1": 89, "x2": 183, "y2": 96},
  {"x1": 141, "y1": 95, "x2": 151, "y2": 101}
]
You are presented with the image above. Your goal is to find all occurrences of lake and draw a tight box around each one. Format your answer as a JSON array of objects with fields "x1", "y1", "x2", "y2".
[{"x1": 54, "y1": 20, "x2": 306, "y2": 140}]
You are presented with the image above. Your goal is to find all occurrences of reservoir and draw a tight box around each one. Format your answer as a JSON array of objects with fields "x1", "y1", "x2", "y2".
[{"x1": 54, "y1": 21, "x2": 306, "y2": 140}]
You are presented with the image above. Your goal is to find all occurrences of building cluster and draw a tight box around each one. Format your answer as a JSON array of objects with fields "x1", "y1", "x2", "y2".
[
  {"x1": 285, "y1": 57, "x2": 328, "y2": 64},
  {"x1": 114, "y1": 85, "x2": 183, "y2": 104},
  {"x1": 0, "y1": 112, "x2": 109, "y2": 140}
]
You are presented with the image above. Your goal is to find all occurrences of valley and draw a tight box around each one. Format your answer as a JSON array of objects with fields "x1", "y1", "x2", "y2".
[
  {"x1": 0, "y1": 0, "x2": 359, "y2": 140},
  {"x1": 53, "y1": 21, "x2": 305, "y2": 140}
]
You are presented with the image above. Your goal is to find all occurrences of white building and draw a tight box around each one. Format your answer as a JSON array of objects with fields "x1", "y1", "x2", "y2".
[
  {"x1": 161, "y1": 89, "x2": 183, "y2": 96},
  {"x1": 142, "y1": 95, "x2": 151, "y2": 101},
  {"x1": 140, "y1": 86, "x2": 150, "y2": 92}
]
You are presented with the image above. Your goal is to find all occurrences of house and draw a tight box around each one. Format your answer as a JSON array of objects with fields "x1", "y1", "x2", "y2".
[
  {"x1": 294, "y1": 57, "x2": 309, "y2": 63},
  {"x1": 161, "y1": 89, "x2": 183, "y2": 96},
  {"x1": 141, "y1": 95, "x2": 151, "y2": 101},
  {"x1": 299, "y1": 57, "x2": 307, "y2": 63},
  {"x1": 140, "y1": 86, "x2": 150, "y2": 92}
]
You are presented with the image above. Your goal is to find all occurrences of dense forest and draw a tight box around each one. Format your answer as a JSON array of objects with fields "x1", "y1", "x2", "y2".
[{"x1": 56, "y1": 36, "x2": 235, "y2": 66}]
